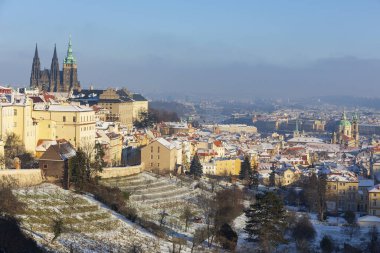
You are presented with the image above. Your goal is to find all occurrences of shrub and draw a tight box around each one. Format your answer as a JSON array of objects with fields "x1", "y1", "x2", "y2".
[
  {"x1": 320, "y1": 235, "x2": 334, "y2": 253},
  {"x1": 120, "y1": 206, "x2": 138, "y2": 222},
  {"x1": 216, "y1": 223, "x2": 238, "y2": 250},
  {"x1": 292, "y1": 215, "x2": 316, "y2": 243},
  {"x1": 137, "y1": 218, "x2": 166, "y2": 239},
  {"x1": 84, "y1": 183, "x2": 125, "y2": 212}
]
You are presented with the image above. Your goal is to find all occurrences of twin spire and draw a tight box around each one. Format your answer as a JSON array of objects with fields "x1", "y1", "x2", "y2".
[{"x1": 34, "y1": 36, "x2": 75, "y2": 64}]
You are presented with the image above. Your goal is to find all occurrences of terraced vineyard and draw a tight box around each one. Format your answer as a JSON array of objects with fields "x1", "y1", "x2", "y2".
[
  {"x1": 14, "y1": 183, "x2": 189, "y2": 253},
  {"x1": 101, "y1": 173, "x2": 203, "y2": 234}
]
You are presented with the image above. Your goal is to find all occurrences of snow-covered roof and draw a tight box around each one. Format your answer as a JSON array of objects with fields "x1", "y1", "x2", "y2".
[
  {"x1": 369, "y1": 184, "x2": 380, "y2": 193},
  {"x1": 358, "y1": 215, "x2": 380, "y2": 223},
  {"x1": 287, "y1": 137, "x2": 323, "y2": 144},
  {"x1": 34, "y1": 103, "x2": 93, "y2": 112},
  {"x1": 156, "y1": 138, "x2": 176, "y2": 150}
]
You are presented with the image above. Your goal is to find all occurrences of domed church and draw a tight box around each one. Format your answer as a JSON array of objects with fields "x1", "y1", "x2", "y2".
[{"x1": 332, "y1": 111, "x2": 359, "y2": 147}]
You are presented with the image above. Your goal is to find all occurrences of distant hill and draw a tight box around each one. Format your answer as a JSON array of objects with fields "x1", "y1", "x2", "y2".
[{"x1": 150, "y1": 101, "x2": 194, "y2": 118}]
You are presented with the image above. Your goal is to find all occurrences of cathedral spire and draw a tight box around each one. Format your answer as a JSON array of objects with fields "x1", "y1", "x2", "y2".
[
  {"x1": 50, "y1": 44, "x2": 60, "y2": 92},
  {"x1": 52, "y1": 44, "x2": 58, "y2": 59},
  {"x1": 34, "y1": 43, "x2": 39, "y2": 59},
  {"x1": 64, "y1": 35, "x2": 76, "y2": 64}
]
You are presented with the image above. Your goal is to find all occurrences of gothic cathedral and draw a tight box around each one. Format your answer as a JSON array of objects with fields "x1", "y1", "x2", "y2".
[{"x1": 30, "y1": 37, "x2": 80, "y2": 92}]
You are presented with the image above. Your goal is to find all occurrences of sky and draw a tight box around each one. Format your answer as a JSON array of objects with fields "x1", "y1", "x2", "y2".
[{"x1": 0, "y1": 0, "x2": 380, "y2": 99}]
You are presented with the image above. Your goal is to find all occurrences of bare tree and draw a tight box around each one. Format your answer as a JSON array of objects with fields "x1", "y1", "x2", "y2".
[
  {"x1": 342, "y1": 211, "x2": 360, "y2": 239},
  {"x1": 191, "y1": 227, "x2": 208, "y2": 253},
  {"x1": 4, "y1": 133, "x2": 25, "y2": 168},
  {"x1": 159, "y1": 209, "x2": 168, "y2": 227},
  {"x1": 180, "y1": 205, "x2": 194, "y2": 231},
  {"x1": 197, "y1": 195, "x2": 217, "y2": 247}
]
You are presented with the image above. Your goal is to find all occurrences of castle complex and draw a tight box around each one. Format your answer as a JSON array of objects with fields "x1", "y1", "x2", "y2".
[{"x1": 30, "y1": 37, "x2": 80, "y2": 92}]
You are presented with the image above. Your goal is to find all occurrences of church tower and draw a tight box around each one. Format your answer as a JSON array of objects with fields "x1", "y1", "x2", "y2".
[
  {"x1": 293, "y1": 119, "x2": 300, "y2": 138},
  {"x1": 49, "y1": 44, "x2": 61, "y2": 92},
  {"x1": 352, "y1": 112, "x2": 359, "y2": 146},
  {"x1": 30, "y1": 44, "x2": 41, "y2": 89},
  {"x1": 62, "y1": 36, "x2": 80, "y2": 91}
]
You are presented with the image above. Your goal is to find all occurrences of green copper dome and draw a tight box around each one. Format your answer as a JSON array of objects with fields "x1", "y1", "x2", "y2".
[
  {"x1": 339, "y1": 111, "x2": 351, "y2": 127},
  {"x1": 339, "y1": 120, "x2": 351, "y2": 127},
  {"x1": 64, "y1": 35, "x2": 76, "y2": 64}
]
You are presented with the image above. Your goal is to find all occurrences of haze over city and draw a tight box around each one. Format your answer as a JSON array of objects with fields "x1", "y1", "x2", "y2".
[{"x1": 1, "y1": 0, "x2": 380, "y2": 98}]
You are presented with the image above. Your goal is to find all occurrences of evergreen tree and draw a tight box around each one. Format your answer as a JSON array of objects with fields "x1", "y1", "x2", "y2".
[
  {"x1": 189, "y1": 155, "x2": 203, "y2": 179},
  {"x1": 239, "y1": 156, "x2": 251, "y2": 180},
  {"x1": 269, "y1": 169, "x2": 276, "y2": 187},
  {"x1": 68, "y1": 148, "x2": 88, "y2": 189},
  {"x1": 250, "y1": 164, "x2": 259, "y2": 189},
  {"x1": 133, "y1": 110, "x2": 157, "y2": 129},
  {"x1": 91, "y1": 143, "x2": 105, "y2": 176},
  {"x1": 316, "y1": 173, "x2": 327, "y2": 221},
  {"x1": 245, "y1": 192, "x2": 287, "y2": 253}
]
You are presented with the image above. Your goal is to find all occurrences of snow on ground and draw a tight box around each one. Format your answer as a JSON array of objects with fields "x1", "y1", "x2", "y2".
[
  {"x1": 233, "y1": 205, "x2": 374, "y2": 253},
  {"x1": 14, "y1": 183, "x2": 196, "y2": 253},
  {"x1": 101, "y1": 172, "x2": 206, "y2": 237}
]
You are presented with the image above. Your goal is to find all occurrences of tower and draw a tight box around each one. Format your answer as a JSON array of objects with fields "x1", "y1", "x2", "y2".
[
  {"x1": 352, "y1": 112, "x2": 359, "y2": 146},
  {"x1": 338, "y1": 111, "x2": 351, "y2": 142},
  {"x1": 62, "y1": 36, "x2": 80, "y2": 91},
  {"x1": 30, "y1": 44, "x2": 41, "y2": 89},
  {"x1": 293, "y1": 119, "x2": 300, "y2": 138},
  {"x1": 49, "y1": 44, "x2": 61, "y2": 92}
]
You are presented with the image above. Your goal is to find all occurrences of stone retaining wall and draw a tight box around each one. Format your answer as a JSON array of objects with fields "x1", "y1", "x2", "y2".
[
  {"x1": 0, "y1": 169, "x2": 43, "y2": 187},
  {"x1": 98, "y1": 164, "x2": 144, "y2": 179}
]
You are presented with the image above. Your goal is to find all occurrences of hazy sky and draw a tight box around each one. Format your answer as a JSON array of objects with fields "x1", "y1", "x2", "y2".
[{"x1": 0, "y1": 0, "x2": 380, "y2": 98}]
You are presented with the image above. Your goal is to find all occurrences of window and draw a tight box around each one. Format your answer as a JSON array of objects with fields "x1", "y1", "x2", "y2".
[
  {"x1": 158, "y1": 155, "x2": 160, "y2": 159},
  {"x1": 157, "y1": 163, "x2": 160, "y2": 167},
  {"x1": 13, "y1": 109, "x2": 17, "y2": 116},
  {"x1": 73, "y1": 116, "x2": 76, "y2": 122},
  {"x1": 43, "y1": 164, "x2": 47, "y2": 169},
  {"x1": 158, "y1": 147, "x2": 160, "y2": 153},
  {"x1": 63, "y1": 116, "x2": 66, "y2": 122},
  {"x1": 151, "y1": 155, "x2": 153, "y2": 159},
  {"x1": 151, "y1": 146, "x2": 153, "y2": 153},
  {"x1": 150, "y1": 163, "x2": 153, "y2": 167}
]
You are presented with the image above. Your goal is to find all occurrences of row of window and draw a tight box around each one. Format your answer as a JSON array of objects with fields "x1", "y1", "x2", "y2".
[
  {"x1": 151, "y1": 155, "x2": 160, "y2": 160},
  {"x1": 62, "y1": 115, "x2": 95, "y2": 122},
  {"x1": 328, "y1": 185, "x2": 357, "y2": 191},
  {"x1": 81, "y1": 126, "x2": 95, "y2": 131}
]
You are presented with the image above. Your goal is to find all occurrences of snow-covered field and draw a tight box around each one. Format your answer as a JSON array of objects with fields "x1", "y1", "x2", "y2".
[{"x1": 14, "y1": 183, "x2": 197, "y2": 253}]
